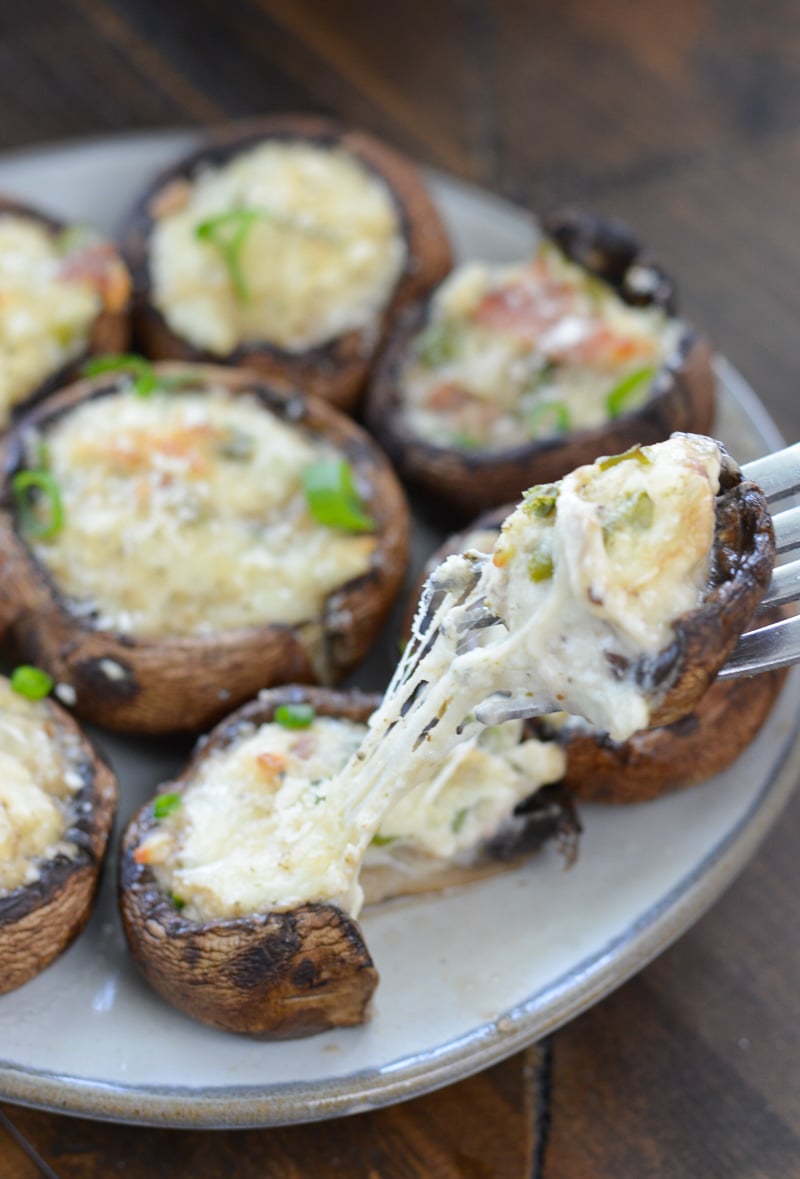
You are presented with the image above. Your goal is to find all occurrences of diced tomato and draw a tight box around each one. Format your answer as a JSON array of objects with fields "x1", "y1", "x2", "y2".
[
  {"x1": 256, "y1": 752, "x2": 287, "y2": 778},
  {"x1": 133, "y1": 845, "x2": 151, "y2": 865},
  {"x1": 425, "y1": 382, "x2": 474, "y2": 411},
  {"x1": 546, "y1": 323, "x2": 655, "y2": 366}
]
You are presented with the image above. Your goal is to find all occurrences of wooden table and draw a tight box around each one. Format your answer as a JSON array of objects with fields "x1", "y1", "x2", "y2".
[{"x1": 2, "y1": 2, "x2": 800, "y2": 1174}]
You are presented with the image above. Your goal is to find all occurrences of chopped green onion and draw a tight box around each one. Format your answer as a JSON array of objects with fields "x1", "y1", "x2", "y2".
[
  {"x1": 83, "y1": 354, "x2": 200, "y2": 397},
  {"x1": 302, "y1": 458, "x2": 376, "y2": 532},
  {"x1": 83, "y1": 353, "x2": 158, "y2": 397},
  {"x1": 153, "y1": 792, "x2": 182, "y2": 820},
  {"x1": 450, "y1": 432, "x2": 483, "y2": 451},
  {"x1": 274, "y1": 702, "x2": 316, "y2": 729},
  {"x1": 605, "y1": 366, "x2": 656, "y2": 419},
  {"x1": 416, "y1": 321, "x2": 461, "y2": 367},
  {"x1": 597, "y1": 444, "x2": 653, "y2": 472},
  {"x1": 12, "y1": 470, "x2": 64, "y2": 539},
  {"x1": 451, "y1": 807, "x2": 470, "y2": 834},
  {"x1": 523, "y1": 483, "x2": 559, "y2": 519},
  {"x1": 10, "y1": 665, "x2": 53, "y2": 700},
  {"x1": 603, "y1": 490, "x2": 655, "y2": 546},
  {"x1": 371, "y1": 833, "x2": 399, "y2": 847},
  {"x1": 168, "y1": 891, "x2": 186, "y2": 911},
  {"x1": 528, "y1": 539, "x2": 554, "y2": 582},
  {"x1": 195, "y1": 208, "x2": 271, "y2": 302},
  {"x1": 56, "y1": 225, "x2": 97, "y2": 254},
  {"x1": 528, "y1": 400, "x2": 570, "y2": 436}
]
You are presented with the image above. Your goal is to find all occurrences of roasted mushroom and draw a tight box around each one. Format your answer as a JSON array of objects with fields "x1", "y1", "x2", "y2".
[
  {"x1": 0, "y1": 670, "x2": 118, "y2": 994},
  {"x1": 123, "y1": 116, "x2": 452, "y2": 414},
  {"x1": 0, "y1": 197, "x2": 130, "y2": 428},
  {"x1": 366, "y1": 208, "x2": 714, "y2": 521},
  {"x1": 0, "y1": 362, "x2": 409, "y2": 734},
  {"x1": 412, "y1": 465, "x2": 783, "y2": 802},
  {"x1": 119, "y1": 685, "x2": 575, "y2": 1037}
]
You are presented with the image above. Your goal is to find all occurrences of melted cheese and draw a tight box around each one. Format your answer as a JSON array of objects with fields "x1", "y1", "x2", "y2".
[
  {"x1": 400, "y1": 244, "x2": 681, "y2": 450},
  {"x1": 141, "y1": 715, "x2": 564, "y2": 921},
  {"x1": 0, "y1": 679, "x2": 83, "y2": 893},
  {"x1": 149, "y1": 142, "x2": 406, "y2": 355},
  {"x1": 0, "y1": 216, "x2": 105, "y2": 425},
  {"x1": 29, "y1": 387, "x2": 376, "y2": 638},
  {"x1": 138, "y1": 434, "x2": 721, "y2": 920}
]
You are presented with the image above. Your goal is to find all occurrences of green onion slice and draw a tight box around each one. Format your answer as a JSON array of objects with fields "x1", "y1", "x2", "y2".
[
  {"x1": 450, "y1": 432, "x2": 483, "y2": 451},
  {"x1": 371, "y1": 833, "x2": 399, "y2": 847},
  {"x1": 523, "y1": 483, "x2": 559, "y2": 519},
  {"x1": 603, "y1": 490, "x2": 655, "y2": 545},
  {"x1": 416, "y1": 321, "x2": 461, "y2": 368},
  {"x1": 528, "y1": 400, "x2": 570, "y2": 436},
  {"x1": 12, "y1": 470, "x2": 64, "y2": 539},
  {"x1": 10, "y1": 665, "x2": 53, "y2": 700},
  {"x1": 597, "y1": 444, "x2": 653, "y2": 472},
  {"x1": 302, "y1": 458, "x2": 376, "y2": 532},
  {"x1": 274, "y1": 703, "x2": 316, "y2": 729},
  {"x1": 451, "y1": 806, "x2": 470, "y2": 834},
  {"x1": 83, "y1": 353, "x2": 158, "y2": 397},
  {"x1": 168, "y1": 892, "x2": 186, "y2": 911},
  {"x1": 153, "y1": 792, "x2": 182, "y2": 820},
  {"x1": 605, "y1": 366, "x2": 656, "y2": 419},
  {"x1": 195, "y1": 209, "x2": 269, "y2": 302},
  {"x1": 528, "y1": 538, "x2": 554, "y2": 582}
]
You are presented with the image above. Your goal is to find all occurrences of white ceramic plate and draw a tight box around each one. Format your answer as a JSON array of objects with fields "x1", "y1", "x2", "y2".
[{"x1": 0, "y1": 131, "x2": 797, "y2": 1129}]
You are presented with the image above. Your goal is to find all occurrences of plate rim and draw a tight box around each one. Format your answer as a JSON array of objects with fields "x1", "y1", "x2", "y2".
[{"x1": 0, "y1": 132, "x2": 795, "y2": 1129}]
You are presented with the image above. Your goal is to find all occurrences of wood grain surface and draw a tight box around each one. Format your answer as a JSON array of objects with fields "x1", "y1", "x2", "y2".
[{"x1": 1, "y1": 1, "x2": 800, "y2": 1175}]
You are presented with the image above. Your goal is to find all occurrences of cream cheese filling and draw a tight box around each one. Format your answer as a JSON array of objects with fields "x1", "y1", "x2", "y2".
[
  {"x1": 141, "y1": 715, "x2": 565, "y2": 922},
  {"x1": 149, "y1": 141, "x2": 407, "y2": 355},
  {"x1": 0, "y1": 679, "x2": 83, "y2": 893},
  {"x1": 28, "y1": 387, "x2": 377, "y2": 638},
  {"x1": 0, "y1": 216, "x2": 104, "y2": 426}
]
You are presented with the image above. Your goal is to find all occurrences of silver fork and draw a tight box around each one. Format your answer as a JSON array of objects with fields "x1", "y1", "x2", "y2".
[{"x1": 717, "y1": 441, "x2": 800, "y2": 678}]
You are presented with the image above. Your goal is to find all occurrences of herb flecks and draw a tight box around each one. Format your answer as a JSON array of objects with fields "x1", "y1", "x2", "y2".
[
  {"x1": 522, "y1": 483, "x2": 559, "y2": 519},
  {"x1": 302, "y1": 458, "x2": 376, "y2": 533},
  {"x1": 153, "y1": 792, "x2": 182, "y2": 821},
  {"x1": 12, "y1": 470, "x2": 64, "y2": 540},
  {"x1": 605, "y1": 366, "x2": 656, "y2": 419},
  {"x1": 10, "y1": 665, "x2": 53, "y2": 700},
  {"x1": 528, "y1": 400, "x2": 570, "y2": 437},
  {"x1": 274, "y1": 703, "x2": 316, "y2": 730}
]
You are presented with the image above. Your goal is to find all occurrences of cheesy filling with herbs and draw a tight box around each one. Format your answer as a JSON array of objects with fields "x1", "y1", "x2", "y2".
[
  {"x1": 0, "y1": 678, "x2": 83, "y2": 893},
  {"x1": 400, "y1": 241, "x2": 681, "y2": 451},
  {"x1": 25, "y1": 387, "x2": 376, "y2": 638},
  {"x1": 138, "y1": 714, "x2": 565, "y2": 922},
  {"x1": 149, "y1": 142, "x2": 407, "y2": 355},
  {"x1": 138, "y1": 434, "x2": 721, "y2": 921},
  {"x1": 0, "y1": 215, "x2": 128, "y2": 426}
]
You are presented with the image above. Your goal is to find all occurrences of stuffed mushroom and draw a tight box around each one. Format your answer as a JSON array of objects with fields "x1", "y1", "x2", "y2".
[
  {"x1": 366, "y1": 208, "x2": 714, "y2": 521},
  {"x1": 123, "y1": 116, "x2": 452, "y2": 413},
  {"x1": 0, "y1": 668, "x2": 118, "y2": 994},
  {"x1": 0, "y1": 362, "x2": 409, "y2": 733}
]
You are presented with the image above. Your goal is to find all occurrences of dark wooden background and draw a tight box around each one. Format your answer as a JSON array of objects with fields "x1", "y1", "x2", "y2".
[{"x1": 1, "y1": 2, "x2": 799, "y2": 1175}]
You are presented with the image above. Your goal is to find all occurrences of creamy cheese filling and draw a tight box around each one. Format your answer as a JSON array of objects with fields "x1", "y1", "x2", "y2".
[
  {"x1": 139, "y1": 714, "x2": 565, "y2": 922},
  {"x1": 138, "y1": 434, "x2": 721, "y2": 922},
  {"x1": 0, "y1": 679, "x2": 83, "y2": 893},
  {"x1": 400, "y1": 243, "x2": 681, "y2": 451},
  {"x1": 0, "y1": 216, "x2": 113, "y2": 426},
  {"x1": 149, "y1": 142, "x2": 407, "y2": 355},
  {"x1": 27, "y1": 387, "x2": 376, "y2": 638}
]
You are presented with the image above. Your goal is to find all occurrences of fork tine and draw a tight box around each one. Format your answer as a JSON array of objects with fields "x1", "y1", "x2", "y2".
[
  {"x1": 758, "y1": 558, "x2": 800, "y2": 611},
  {"x1": 742, "y1": 442, "x2": 800, "y2": 502},
  {"x1": 718, "y1": 614, "x2": 800, "y2": 678},
  {"x1": 772, "y1": 505, "x2": 800, "y2": 553}
]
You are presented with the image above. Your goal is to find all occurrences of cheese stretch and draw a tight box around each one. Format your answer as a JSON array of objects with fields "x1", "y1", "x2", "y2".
[
  {"x1": 149, "y1": 141, "x2": 406, "y2": 355},
  {"x1": 139, "y1": 434, "x2": 721, "y2": 921},
  {"x1": 0, "y1": 679, "x2": 83, "y2": 893},
  {"x1": 29, "y1": 386, "x2": 376, "y2": 638}
]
